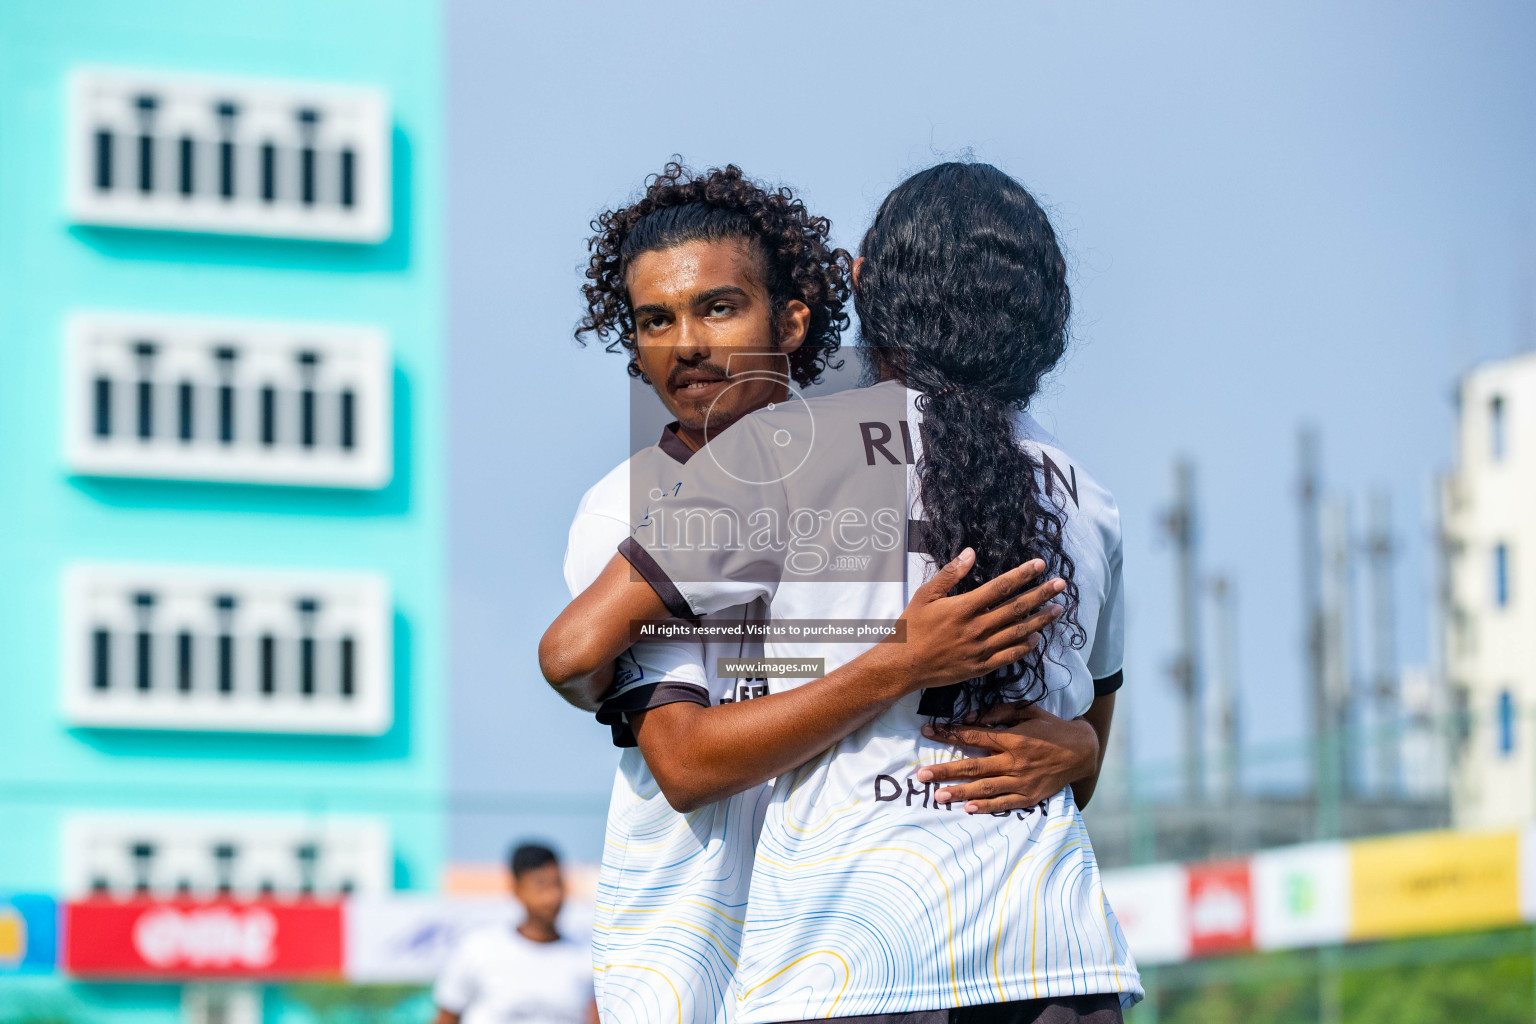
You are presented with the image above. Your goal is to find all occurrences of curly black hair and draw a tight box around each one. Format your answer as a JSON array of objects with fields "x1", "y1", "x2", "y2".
[
  {"x1": 576, "y1": 161, "x2": 852, "y2": 389},
  {"x1": 859, "y1": 162, "x2": 1086, "y2": 722}
]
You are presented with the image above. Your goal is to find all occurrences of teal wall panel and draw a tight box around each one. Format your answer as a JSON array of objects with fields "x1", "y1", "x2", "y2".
[{"x1": 0, "y1": 0, "x2": 446, "y2": 908}]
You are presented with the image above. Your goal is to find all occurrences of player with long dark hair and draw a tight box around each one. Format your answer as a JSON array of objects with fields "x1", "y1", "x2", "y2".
[{"x1": 856, "y1": 162, "x2": 1088, "y2": 724}]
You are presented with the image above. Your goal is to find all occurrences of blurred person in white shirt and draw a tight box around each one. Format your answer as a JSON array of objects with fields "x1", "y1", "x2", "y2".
[{"x1": 432, "y1": 843, "x2": 598, "y2": 1024}]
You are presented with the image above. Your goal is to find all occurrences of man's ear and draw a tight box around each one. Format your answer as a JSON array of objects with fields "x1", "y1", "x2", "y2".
[
  {"x1": 852, "y1": 256, "x2": 864, "y2": 291},
  {"x1": 777, "y1": 300, "x2": 810, "y2": 354}
]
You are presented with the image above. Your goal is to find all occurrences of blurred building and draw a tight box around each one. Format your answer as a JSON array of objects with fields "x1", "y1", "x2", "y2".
[
  {"x1": 1398, "y1": 665, "x2": 1451, "y2": 799},
  {"x1": 1084, "y1": 437, "x2": 1453, "y2": 869},
  {"x1": 0, "y1": 1, "x2": 444, "y2": 1021},
  {"x1": 1443, "y1": 350, "x2": 1536, "y2": 828}
]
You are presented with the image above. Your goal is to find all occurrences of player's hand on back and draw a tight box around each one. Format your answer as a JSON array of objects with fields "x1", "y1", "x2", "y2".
[
  {"x1": 918, "y1": 703, "x2": 1099, "y2": 814},
  {"x1": 869, "y1": 548, "x2": 1064, "y2": 695}
]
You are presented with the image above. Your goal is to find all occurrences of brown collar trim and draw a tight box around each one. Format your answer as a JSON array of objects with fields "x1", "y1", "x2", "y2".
[{"x1": 658, "y1": 423, "x2": 697, "y2": 464}]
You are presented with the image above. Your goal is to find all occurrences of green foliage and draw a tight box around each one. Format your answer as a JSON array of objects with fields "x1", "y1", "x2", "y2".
[
  {"x1": 1340, "y1": 951, "x2": 1532, "y2": 1024},
  {"x1": 1134, "y1": 957, "x2": 1317, "y2": 1024},
  {"x1": 280, "y1": 982, "x2": 432, "y2": 1024},
  {"x1": 1128, "y1": 928, "x2": 1536, "y2": 1024}
]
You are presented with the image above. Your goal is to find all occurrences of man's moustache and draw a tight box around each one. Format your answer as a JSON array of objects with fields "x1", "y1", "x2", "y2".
[{"x1": 668, "y1": 365, "x2": 732, "y2": 389}]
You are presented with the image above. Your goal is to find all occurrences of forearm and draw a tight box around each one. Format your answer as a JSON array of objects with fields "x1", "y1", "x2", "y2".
[
  {"x1": 635, "y1": 645, "x2": 914, "y2": 812},
  {"x1": 1072, "y1": 692, "x2": 1115, "y2": 809},
  {"x1": 540, "y1": 617, "x2": 631, "y2": 710},
  {"x1": 540, "y1": 554, "x2": 670, "y2": 708},
  {"x1": 572, "y1": 547, "x2": 1061, "y2": 807},
  {"x1": 1070, "y1": 751, "x2": 1101, "y2": 808},
  {"x1": 546, "y1": 660, "x2": 615, "y2": 713},
  {"x1": 546, "y1": 547, "x2": 1054, "y2": 723}
]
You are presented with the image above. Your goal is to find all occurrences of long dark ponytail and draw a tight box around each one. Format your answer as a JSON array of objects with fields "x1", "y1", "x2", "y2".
[{"x1": 858, "y1": 162, "x2": 1085, "y2": 718}]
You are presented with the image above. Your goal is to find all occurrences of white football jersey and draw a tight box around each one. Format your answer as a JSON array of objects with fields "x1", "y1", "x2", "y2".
[
  {"x1": 564, "y1": 427, "x2": 773, "y2": 1024},
  {"x1": 433, "y1": 927, "x2": 593, "y2": 1024},
  {"x1": 617, "y1": 381, "x2": 1141, "y2": 1021}
]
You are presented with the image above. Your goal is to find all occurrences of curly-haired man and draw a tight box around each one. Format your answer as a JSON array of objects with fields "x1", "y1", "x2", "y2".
[
  {"x1": 545, "y1": 164, "x2": 1085, "y2": 1024},
  {"x1": 576, "y1": 161, "x2": 850, "y2": 448}
]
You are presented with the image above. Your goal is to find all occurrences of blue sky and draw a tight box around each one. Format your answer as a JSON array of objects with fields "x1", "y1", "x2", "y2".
[{"x1": 445, "y1": 0, "x2": 1536, "y2": 861}]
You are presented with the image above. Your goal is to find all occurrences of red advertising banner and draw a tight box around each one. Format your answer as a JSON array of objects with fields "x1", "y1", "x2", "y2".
[
  {"x1": 63, "y1": 899, "x2": 343, "y2": 978},
  {"x1": 1187, "y1": 859, "x2": 1254, "y2": 956}
]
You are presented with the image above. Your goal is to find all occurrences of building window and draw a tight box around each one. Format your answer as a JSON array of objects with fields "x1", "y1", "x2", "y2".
[
  {"x1": 1451, "y1": 606, "x2": 1474, "y2": 658},
  {"x1": 1494, "y1": 543, "x2": 1510, "y2": 608},
  {"x1": 62, "y1": 564, "x2": 393, "y2": 735},
  {"x1": 65, "y1": 313, "x2": 392, "y2": 489},
  {"x1": 66, "y1": 68, "x2": 391, "y2": 243},
  {"x1": 1451, "y1": 683, "x2": 1473, "y2": 757},
  {"x1": 63, "y1": 814, "x2": 389, "y2": 899},
  {"x1": 1498, "y1": 690, "x2": 1516, "y2": 756},
  {"x1": 1489, "y1": 395, "x2": 1506, "y2": 461}
]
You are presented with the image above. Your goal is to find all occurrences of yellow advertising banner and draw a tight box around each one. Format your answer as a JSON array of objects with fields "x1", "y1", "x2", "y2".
[{"x1": 1349, "y1": 829, "x2": 1521, "y2": 940}]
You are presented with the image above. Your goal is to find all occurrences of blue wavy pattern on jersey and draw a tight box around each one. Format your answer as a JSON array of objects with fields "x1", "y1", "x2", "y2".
[
  {"x1": 594, "y1": 748, "x2": 770, "y2": 1024},
  {"x1": 733, "y1": 744, "x2": 1141, "y2": 1022}
]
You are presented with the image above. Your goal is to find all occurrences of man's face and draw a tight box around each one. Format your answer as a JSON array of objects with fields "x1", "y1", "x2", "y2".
[
  {"x1": 511, "y1": 862, "x2": 565, "y2": 926},
  {"x1": 626, "y1": 239, "x2": 808, "y2": 446}
]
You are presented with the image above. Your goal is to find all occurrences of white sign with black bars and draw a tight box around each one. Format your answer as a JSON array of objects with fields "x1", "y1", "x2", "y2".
[
  {"x1": 62, "y1": 814, "x2": 391, "y2": 900},
  {"x1": 64, "y1": 312, "x2": 392, "y2": 489},
  {"x1": 62, "y1": 564, "x2": 393, "y2": 735},
  {"x1": 66, "y1": 67, "x2": 391, "y2": 243}
]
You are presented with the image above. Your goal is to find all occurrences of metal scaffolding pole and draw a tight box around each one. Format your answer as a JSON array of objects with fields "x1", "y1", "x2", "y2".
[
  {"x1": 1366, "y1": 489, "x2": 1399, "y2": 795},
  {"x1": 1210, "y1": 576, "x2": 1240, "y2": 806},
  {"x1": 1209, "y1": 575, "x2": 1241, "y2": 854},
  {"x1": 1320, "y1": 496, "x2": 1355, "y2": 823},
  {"x1": 1164, "y1": 460, "x2": 1202, "y2": 805},
  {"x1": 1297, "y1": 429, "x2": 1330, "y2": 834}
]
